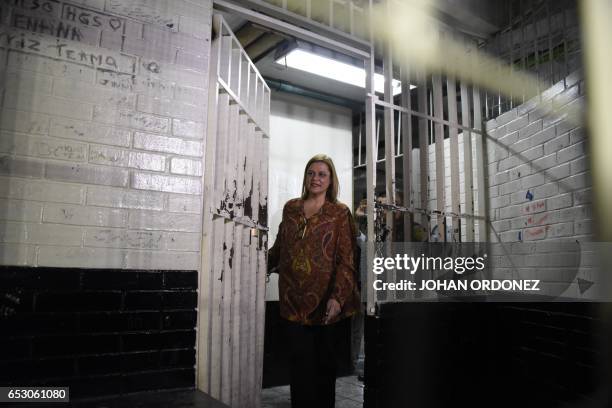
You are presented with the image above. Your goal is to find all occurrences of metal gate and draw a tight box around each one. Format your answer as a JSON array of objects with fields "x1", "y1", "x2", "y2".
[{"x1": 198, "y1": 14, "x2": 271, "y2": 408}]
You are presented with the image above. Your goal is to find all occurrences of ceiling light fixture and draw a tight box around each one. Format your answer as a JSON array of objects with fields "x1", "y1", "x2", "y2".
[{"x1": 276, "y1": 49, "x2": 415, "y2": 95}]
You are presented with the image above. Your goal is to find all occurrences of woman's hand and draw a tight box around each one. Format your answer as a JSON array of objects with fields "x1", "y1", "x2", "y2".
[{"x1": 324, "y1": 298, "x2": 341, "y2": 324}]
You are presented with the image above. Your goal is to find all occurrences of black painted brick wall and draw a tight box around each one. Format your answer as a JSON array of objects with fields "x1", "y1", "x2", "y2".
[
  {"x1": 0, "y1": 266, "x2": 198, "y2": 399},
  {"x1": 364, "y1": 301, "x2": 607, "y2": 408}
]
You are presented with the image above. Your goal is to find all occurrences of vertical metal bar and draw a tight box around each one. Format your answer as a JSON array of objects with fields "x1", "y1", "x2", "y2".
[
  {"x1": 230, "y1": 224, "x2": 243, "y2": 407},
  {"x1": 358, "y1": 113, "x2": 363, "y2": 166},
  {"x1": 432, "y1": 73, "x2": 445, "y2": 241},
  {"x1": 255, "y1": 137, "x2": 269, "y2": 408},
  {"x1": 248, "y1": 67, "x2": 257, "y2": 117},
  {"x1": 225, "y1": 103, "x2": 240, "y2": 217},
  {"x1": 397, "y1": 110, "x2": 401, "y2": 156},
  {"x1": 473, "y1": 87, "x2": 487, "y2": 242},
  {"x1": 244, "y1": 122, "x2": 255, "y2": 222},
  {"x1": 264, "y1": 88, "x2": 271, "y2": 134},
  {"x1": 306, "y1": 0, "x2": 311, "y2": 19},
  {"x1": 252, "y1": 131, "x2": 262, "y2": 227},
  {"x1": 235, "y1": 114, "x2": 248, "y2": 219},
  {"x1": 562, "y1": 0, "x2": 569, "y2": 79},
  {"x1": 547, "y1": 1, "x2": 553, "y2": 85},
  {"x1": 244, "y1": 125, "x2": 257, "y2": 406},
  {"x1": 447, "y1": 75, "x2": 460, "y2": 242},
  {"x1": 520, "y1": 0, "x2": 526, "y2": 104},
  {"x1": 383, "y1": 14, "x2": 396, "y2": 299},
  {"x1": 240, "y1": 53, "x2": 250, "y2": 107},
  {"x1": 231, "y1": 45, "x2": 241, "y2": 99},
  {"x1": 532, "y1": 4, "x2": 540, "y2": 94},
  {"x1": 375, "y1": 117, "x2": 380, "y2": 161},
  {"x1": 247, "y1": 233, "x2": 257, "y2": 406},
  {"x1": 509, "y1": 0, "x2": 514, "y2": 109},
  {"x1": 349, "y1": 0, "x2": 354, "y2": 37},
  {"x1": 496, "y1": 34, "x2": 502, "y2": 117},
  {"x1": 365, "y1": 0, "x2": 377, "y2": 315},
  {"x1": 209, "y1": 217, "x2": 225, "y2": 399},
  {"x1": 211, "y1": 93, "x2": 231, "y2": 398},
  {"x1": 428, "y1": 88, "x2": 433, "y2": 143},
  {"x1": 417, "y1": 70, "x2": 429, "y2": 231},
  {"x1": 257, "y1": 78, "x2": 266, "y2": 126},
  {"x1": 401, "y1": 65, "x2": 413, "y2": 242},
  {"x1": 198, "y1": 14, "x2": 223, "y2": 394},
  {"x1": 221, "y1": 221, "x2": 234, "y2": 404},
  {"x1": 255, "y1": 245, "x2": 266, "y2": 408},
  {"x1": 383, "y1": 34, "x2": 396, "y2": 226},
  {"x1": 238, "y1": 227, "x2": 250, "y2": 406},
  {"x1": 460, "y1": 81, "x2": 474, "y2": 241},
  {"x1": 215, "y1": 95, "x2": 230, "y2": 215},
  {"x1": 220, "y1": 28, "x2": 232, "y2": 86}
]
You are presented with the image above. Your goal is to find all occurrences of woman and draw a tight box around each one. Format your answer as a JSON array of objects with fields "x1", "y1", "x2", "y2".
[{"x1": 268, "y1": 154, "x2": 360, "y2": 408}]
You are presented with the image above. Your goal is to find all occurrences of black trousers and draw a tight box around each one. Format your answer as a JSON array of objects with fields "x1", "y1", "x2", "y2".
[{"x1": 285, "y1": 320, "x2": 339, "y2": 408}]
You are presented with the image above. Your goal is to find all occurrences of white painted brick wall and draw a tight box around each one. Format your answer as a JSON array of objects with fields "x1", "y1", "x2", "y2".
[
  {"x1": 406, "y1": 71, "x2": 591, "y2": 286},
  {"x1": 483, "y1": 69, "x2": 591, "y2": 254},
  {"x1": 0, "y1": 0, "x2": 212, "y2": 269}
]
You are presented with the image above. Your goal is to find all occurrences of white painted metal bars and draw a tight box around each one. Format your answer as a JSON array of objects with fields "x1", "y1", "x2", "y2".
[
  {"x1": 400, "y1": 65, "x2": 412, "y2": 242},
  {"x1": 383, "y1": 19, "x2": 396, "y2": 300},
  {"x1": 199, "y1": 14, "x2": 271, "y2": 407},
  {"x1": 447, "y1": 75, "x2": 461, "y2": 242},
  {"x1": 417, "y1": 70, "x2": 429, "y2": 231},
  {"x1": 473, "y1": 87, "x2": 487, "y2": 242},
  {"x1": 460, "y1": 80, "x2": 475, "y2": 241},
  {"x1": 432, "y1": 73, "x2": 445, "y2": 240},
  {"x1": 361, "y1": 2, "x2": 490, "y2": 310}
]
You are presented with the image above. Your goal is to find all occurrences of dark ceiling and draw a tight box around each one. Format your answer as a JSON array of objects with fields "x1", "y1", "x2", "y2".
[{"x1": 218, "y1": 0, "x2": 512, "y2": 103}]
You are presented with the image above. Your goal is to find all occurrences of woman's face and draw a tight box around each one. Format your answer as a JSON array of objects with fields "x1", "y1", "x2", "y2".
[{"x1": 306, "y1": 161, "x2": 331, "y2": 197}]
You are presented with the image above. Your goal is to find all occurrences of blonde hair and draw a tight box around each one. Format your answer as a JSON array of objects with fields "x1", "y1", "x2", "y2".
[{"x1": 301, "y1": 154, "x2": 340, "y2": 203}]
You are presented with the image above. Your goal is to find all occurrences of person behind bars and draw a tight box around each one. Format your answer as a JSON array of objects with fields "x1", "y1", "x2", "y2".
[{"x1": 268, "y1": 153, "x2": 360, "y2": 408}]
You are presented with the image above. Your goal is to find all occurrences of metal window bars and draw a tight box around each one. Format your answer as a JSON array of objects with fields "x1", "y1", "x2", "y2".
[
  {"x1": 481, "y1": 0, "x2": 580, "y2": 120},
  {"x1": 361, "y1": 0, "x2": 488, "y2": 313}
]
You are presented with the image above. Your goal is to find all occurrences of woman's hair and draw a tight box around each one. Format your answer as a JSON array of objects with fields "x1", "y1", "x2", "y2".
[{"x1": 300, "y1": 154, "x2": 340, "y2": 203}]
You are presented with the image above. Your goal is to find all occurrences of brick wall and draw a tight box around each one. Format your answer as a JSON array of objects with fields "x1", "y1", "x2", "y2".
[
  {"x1": 412, "y1": 70, "x2": 589, "y2": 245},
  {"x1": 0, "y1": 266, "x2": 198, "y2": 398},
  {"x1": 485, "y1": 70, "x2": 590, "y2": 244},
  {"x1": 365, "y1": 302, "x2": 603, "y2": 408},
  {"x1": 0, "y1": 0, "x2": 212, "y2": 270}
]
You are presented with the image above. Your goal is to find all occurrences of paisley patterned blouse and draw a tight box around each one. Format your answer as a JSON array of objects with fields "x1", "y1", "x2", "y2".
[{"x1": 268, "y1": 198, "x2": 360, "y2": 325}]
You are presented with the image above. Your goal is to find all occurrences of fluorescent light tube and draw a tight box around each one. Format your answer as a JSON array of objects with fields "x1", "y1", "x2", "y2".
[{"x1": 276, "y1": 49, "x2": 414, "y2": 95}]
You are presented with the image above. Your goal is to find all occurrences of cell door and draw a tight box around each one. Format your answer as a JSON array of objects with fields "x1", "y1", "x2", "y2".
[{"x1": 198, "y1": 14, "x2": 271, "y2": 408}]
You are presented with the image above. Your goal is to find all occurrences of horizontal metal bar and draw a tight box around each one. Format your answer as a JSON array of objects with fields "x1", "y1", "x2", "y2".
[
  {"x1": 214, "y1": 0, "x2": 370, "y2": 60},
  {"x1": 371, "y1": 95, "x2": 484, "y2": 136},
  {"x1": 375, "y1": 201, "x2": 487, "y2": 221}
]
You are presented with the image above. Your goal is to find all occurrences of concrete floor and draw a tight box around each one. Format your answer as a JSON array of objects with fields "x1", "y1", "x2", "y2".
[{"x1": 261, "y1": 375, "x2": 363, "y2": 408}]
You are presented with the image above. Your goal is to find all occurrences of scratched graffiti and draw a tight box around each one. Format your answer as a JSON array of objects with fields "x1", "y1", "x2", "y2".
[
  {"x1": 106, "y1": 0, "x2": 177, "y2": 29},
  {"x1": 89, "y1": 229, "x2": 163, "y2": 250},
  {"x1": 62, "y1": 3, "x2": 123, "y2": 32},
  {"x1": 0, "y1": 28, "x2": 136, "y2": 73},
  {"x1": 3, "y1": 0, "x2": 59, "y2": 16},
  {"x1": 12, "y1": 12, "x2": 88, "y2": 43}
]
